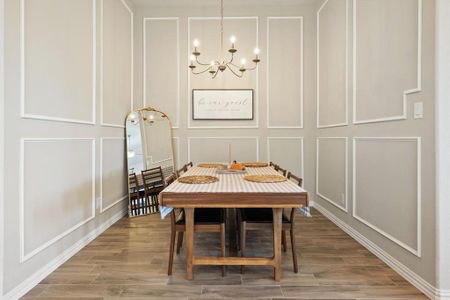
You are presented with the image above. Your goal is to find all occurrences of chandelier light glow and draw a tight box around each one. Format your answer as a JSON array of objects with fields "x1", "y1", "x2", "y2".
[{"x1": 189, "y1": 0, "x2": 261, "y2": 78}]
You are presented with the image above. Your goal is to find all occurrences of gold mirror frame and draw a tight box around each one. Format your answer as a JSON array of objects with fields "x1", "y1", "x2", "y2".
[{"x1": 125, "y1": 107, "x2": 177, "y2": 218}]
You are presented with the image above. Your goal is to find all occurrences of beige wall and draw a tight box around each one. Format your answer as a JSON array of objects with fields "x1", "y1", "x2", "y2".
[
  {"x1": 133, "y1": 0, "x2": 317, "y2": 201},
  {"x1": 436, "y1": 0, "x2": 450, "y2": 293},
  {"x1": 1, "y1": 0, "x2": 5, "y2": 296},
  {"x1": 315, "y1": 0, "x2": 436, "y2": 294},
  {"x1": 2, "y1": 0, "x2": 134, "y2": 297}
]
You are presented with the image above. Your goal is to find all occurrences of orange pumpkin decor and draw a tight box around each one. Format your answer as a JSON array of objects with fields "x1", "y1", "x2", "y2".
[{"x1": 230, "y1": 161, "x2": 246, "y2": 171}]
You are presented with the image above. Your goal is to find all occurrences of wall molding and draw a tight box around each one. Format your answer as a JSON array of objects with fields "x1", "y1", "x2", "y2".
[
  {"x1": 187, "y1": 136, "x2": 259, "y2": 163},
  {"x1": 187, "y1": 16, "x2": 259, "y2": 129},
  {"x1": 143, "y1": 17, "x2": 180, "y2": 129},
  {"x1": 352, "y1": 137, "x2": 422, "y2": 257},
  {"x1": 316, "y1": 137, "x2": 348, "y2": 212},
  {"x1": 267, "y1": 137, "x2": 304, "y2": 181},
  {"x1": 0, "y1": 0, "x2": 5, "y2": 295},
  {"x1": 100, "y1": 0, "x2": 134, "y2": 128},
  {"x1": 4, "y1": 208, "x2": 127, "y2": 300},
  {"x1": 172, "y1": 136, "x2": 180, "y2": 168},
  {"x1": 267, "y1": 16, "x2": 304, "y2": 129},
  {"x1": 316, "y1": 0, "x2": 349, "y2": 129},
  {"x1": 20, "y1": 0, "x2": 96, "y2": 125},
  {"x1": 352, "y1": 0, "x2": 422, "y2": 124},
  {"x1": 19, "y1": 138, "x2": 96, "y2": 263},
  {"x1": 312, "y1": 201, "x2": 441, "y2": 299},
  {"x1": 100, "y1": 137, "x2": 128, "y2": 214}
]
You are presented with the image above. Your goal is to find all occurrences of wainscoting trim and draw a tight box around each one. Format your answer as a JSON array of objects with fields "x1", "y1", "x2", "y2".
[
  {"x1": 352, "y1": 137, "x2": 422, "y2": 257},
  {"x1": 4, "y1": 208, "x2": 127, "y2": 300},
  {"x1": 317, "y1": 0, "x2": 349, "y2": 128},
  {"x1": 266, "y1": 137, "x2": 304, "y2": 183},
  {"x1": 316, "y1": 137, "x2": 348, "y2": 212},
  {"x1": 100, "y1": 137, "x2": 128, "y2": 214},
  {"x1": 267, "y1": 16, "x2": 304, "y2": 129},
  {"x1": 20, "y1": 0, "x2": 97, "y2": 125},
  {"x1": 100, "y1": 0, "x2": 134, "y2": 128},
  {"x1": 19, "y1": 138, "x2": 96, "y2": 263},
  {"x1": 187, "y1": 17, "x2": 259, "y2": 129},
  {"x1": 143, "y1": 17, "x2": 180, "y2": 129},
  {"x1": 187, "y1": 136, "x2": 260, "y2": 162},
  {"x1": 352, "y1": 0, "x2": 422, "y2": 124},
  {"x1": 312, "y1": 201, "x2": 439, "y2": 299}
]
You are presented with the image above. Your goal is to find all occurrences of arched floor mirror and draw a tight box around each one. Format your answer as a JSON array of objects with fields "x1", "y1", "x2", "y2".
[{"x1": 125, "y1": 107, "x2": 176, "y2": 217}]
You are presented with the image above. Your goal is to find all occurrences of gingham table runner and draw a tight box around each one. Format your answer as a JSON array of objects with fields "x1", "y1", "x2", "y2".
[{"x1": 162, "y1": 166, "x2": 307, "y2": 194}]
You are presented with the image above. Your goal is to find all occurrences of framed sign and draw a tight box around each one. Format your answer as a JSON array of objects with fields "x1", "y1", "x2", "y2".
[{"x1": 192, "y1": 89, "x2": 254, "y2": 120}]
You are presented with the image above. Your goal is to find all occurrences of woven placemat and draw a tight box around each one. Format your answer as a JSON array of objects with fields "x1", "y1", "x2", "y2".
[
  {"x1": 197, "y1": 163, "x2": 227, "y2": 169},
  {"x1": 178, "y1": 175, "x2": 219, "y2": 184},
  {"x1": 244, "y1": 174, "x2": 287, "y2": 183},
  {"x1": 242, "y1": 162, "x2": 269, "y2": 168}
]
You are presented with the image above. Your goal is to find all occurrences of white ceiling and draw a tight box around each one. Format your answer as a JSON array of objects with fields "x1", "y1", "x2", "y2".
[{"x1": 130, "y1": 0, "x2": 319, "y2": 9}]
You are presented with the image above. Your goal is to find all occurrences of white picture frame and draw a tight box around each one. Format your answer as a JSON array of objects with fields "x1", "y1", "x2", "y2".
[{"x1": 192, "y1": 89, "x2": 254, "y2": 120}]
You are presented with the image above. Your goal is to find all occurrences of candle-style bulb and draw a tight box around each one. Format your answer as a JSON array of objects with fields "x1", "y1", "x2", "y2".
[
  {"x1": 210, "y1": 61, "x2": 215, "y2": 66},
  {"x1": 193, "y1": 39, "x2": 199, "y2": 47},
  {"x1": 190, "y1": 54, "x2": 195, "y2": 62},
  {"x1": 254, "y1": 48, "x2": 260, "y2": 55},
  {"x1": 230, "y1": 36, "x2": 236, "y2": 44},
  {"x1": 240, "y1": 58, "x2": 246, "y2": 65}
]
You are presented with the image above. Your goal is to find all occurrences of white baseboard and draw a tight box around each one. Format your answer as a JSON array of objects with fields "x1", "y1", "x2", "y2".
[
  {"x1": 3, "y1": 208, "x2": 127, "y2": 300},
  {"x1": 311, "y1": 201, "x2": 447, "y2": 300}
]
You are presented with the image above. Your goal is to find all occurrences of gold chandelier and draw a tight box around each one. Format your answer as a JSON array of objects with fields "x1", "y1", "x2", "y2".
[{"x1": 189, "y1": 0, "x2": 260, "y2": 78}]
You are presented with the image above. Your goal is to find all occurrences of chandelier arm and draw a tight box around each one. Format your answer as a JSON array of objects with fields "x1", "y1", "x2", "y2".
[
  {"x1": 225, "y1": 52, "x2": 235, "y2": 64},
  {"x1": 212, "y1": 68, "x2": 220, "y2": 79},
  {"x1": 191, "y1": 66, "x2": 213, "y2": 75},
  {"x1": 245, "y1": 64, "x2": 258, "y2": 71},
  {"x1": 195, "y1": 56, "x2": 211, "y2": 66},
  {"x1": 225, "y1": 63, "x2": 243, "y2": 78},
  {"x1": 228, "y1": 61, "x2": 240, "y2": 68}
]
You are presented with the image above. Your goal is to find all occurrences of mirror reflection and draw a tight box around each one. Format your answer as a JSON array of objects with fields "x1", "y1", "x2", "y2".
[{"x1": 125, "y1": 108, "x2": 175, "y2": 217}]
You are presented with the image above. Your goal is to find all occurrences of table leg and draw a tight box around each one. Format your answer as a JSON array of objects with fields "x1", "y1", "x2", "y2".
[
  {"x1": 185, "y1": 208, "x2": 194, "y2": 280},
  {"x1": 227, "y1": 208, "x2": 238, "y2": 256},
  {"x1": 272, "y1": 208, "x2": 282, "y2": 281}
]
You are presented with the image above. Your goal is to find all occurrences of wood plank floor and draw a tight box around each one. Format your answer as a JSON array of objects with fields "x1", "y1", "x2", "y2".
[{"x1": 22, "y1": 208, "x2": 427, "y2": 299}]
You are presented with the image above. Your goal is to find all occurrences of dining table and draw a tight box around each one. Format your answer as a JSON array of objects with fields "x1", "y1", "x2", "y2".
[{"x1": 159, "y1": 165, "x2": 308, "y2": 281}]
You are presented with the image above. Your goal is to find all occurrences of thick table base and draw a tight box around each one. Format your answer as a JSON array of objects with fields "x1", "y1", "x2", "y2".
[{"x1": 184, "y1": 207, "x2": 283, "y2": 281}]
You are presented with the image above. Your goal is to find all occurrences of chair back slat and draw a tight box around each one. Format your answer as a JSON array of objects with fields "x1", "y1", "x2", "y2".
[
  {"x1": 176, "y1": 164, "x2": 188, "y2": 177},
  {"x1": 287, "y1": 172, "x2": 303, "y2": 187},
  {"x1": 165, "y1": 173, "x2": 176, "y2": 186},
  {"x1": 276, "y1": 165, "x2": 287, "y2": 177},
  {"x1": 141, "y1": 167, "x2": 164, "y2": 191}
]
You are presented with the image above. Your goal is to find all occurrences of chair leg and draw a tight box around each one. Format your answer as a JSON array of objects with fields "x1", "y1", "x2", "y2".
[
  {"x1": 176, "y1": 231, "x2": 184, "y2": 254},
  {"x1": 220, "y1": 223, "x2": 226, "y2": 276},
  {"x1": 240, "y1": 221, "x2": 246, "y2": 274},
  {"x1": 290, "y1": 229, "x2": 298, "y2": 273},
  {"x1": 282, "y1": 230, "x2": 287, "y2": 252},
  {"x1": 168, "y1": 228, "x2": 176, "y2": 275}
]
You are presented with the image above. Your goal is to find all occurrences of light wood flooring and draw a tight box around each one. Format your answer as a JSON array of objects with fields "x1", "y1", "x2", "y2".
[{"x1": 22, "y1": 208, "x2": 427, "y2": 299}]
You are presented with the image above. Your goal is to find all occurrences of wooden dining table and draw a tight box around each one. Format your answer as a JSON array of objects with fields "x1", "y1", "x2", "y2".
[{"x1": 159, "y1": 165, "x2": 308, "y2": 281}]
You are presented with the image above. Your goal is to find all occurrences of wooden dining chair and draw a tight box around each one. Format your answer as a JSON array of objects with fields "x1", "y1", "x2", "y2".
[
  {"x1": 275, "y1": 165, "x2": 287, "y2": 176},
  {"x1": 238, "y1": 171, "x2": 303, "y2": 274},
  {"x1": 141, "y1": 167, "x2": 165, "y2": 213},
  {"x1": 186, "y1": 161, "x2": 194, "y2": 169},
  {"x1": 168, "y1": 208, "x2": 226, "y2": 276},
  {"x1": 128, "y1": 173, "x2": 144, "y2": 216},
  {"x1": 176, "y1": 164, "x2": 188, "y2": 177},
  {"x1": 167, "y1": 171, "x2": 226, "y2": 276}
]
